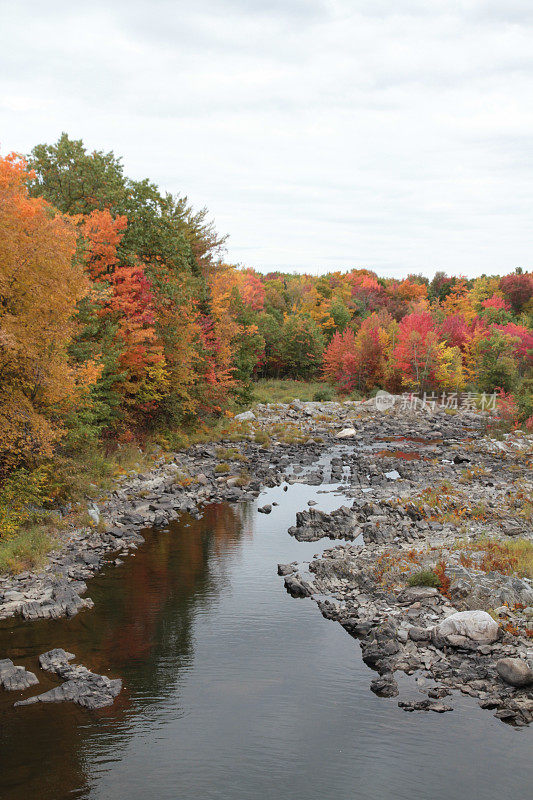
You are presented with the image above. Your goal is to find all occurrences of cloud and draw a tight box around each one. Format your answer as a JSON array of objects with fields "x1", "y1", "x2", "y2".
[{"x1": 1, "y1": 0, "x2": 532, "y2": 276}]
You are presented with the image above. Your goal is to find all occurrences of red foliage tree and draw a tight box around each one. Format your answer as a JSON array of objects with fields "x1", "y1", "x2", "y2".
[
  {"x1": 500, "y1": 273, "x2": 533, "y2": 313},
  {"x1": 81, "y1": 209, "x2": 127, "y2": 280}
]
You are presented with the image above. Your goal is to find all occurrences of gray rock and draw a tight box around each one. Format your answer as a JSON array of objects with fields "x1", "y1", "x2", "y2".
[
  {"x1": 283, "y1": 575, "x2": 314, "y2": 598},
  {"x1": 258, "y1": 504, "x2": 272, "y2": 514},
  {"x1": 370, "y1": 673, "x2": 399, "y2": 697},
  {"x1": 16, "y1": 649, "x2": 122, "y2": 710},
  {"x1": 336, "y1": 428, "x2": 357, "y2": 439},
  {"x1": 435, "y1": 610, "x2": 499, "y2": 645},
  {"x1": 496, "y1": 658, "x2": 533, "y2": 687},
  {"x1": 235, "y1": 410, "x2": 255, "y2": 421},
  {"x1": 0, "y1": 659, "x2": 39, "y2": 691},
  {"x1": 408, "y1": 626, "x2": 432, "y2": 642},
  {"x1": 384, "y1": 470, "x2": 401, "y2": 481},
  {"x1": 39, "y1": 648, "x2": 75, "y2": 674},
  {"x1": 277, "y1": 563, "x2": 297, "y2": 576},
  {"x1": 87, "y1": 505, "x2": 100, "y2": 526},
  {"x1": 15, "y1": 673, "x2": 122, "y2": 710}
]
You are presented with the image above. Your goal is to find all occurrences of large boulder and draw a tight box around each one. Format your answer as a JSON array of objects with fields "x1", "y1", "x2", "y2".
[
  {"x1": 434, "y1": 610, "x2": 499, "y2": 645},
  {"x1": 496, "y1": 658, "x2": 533, "y2": 687}
]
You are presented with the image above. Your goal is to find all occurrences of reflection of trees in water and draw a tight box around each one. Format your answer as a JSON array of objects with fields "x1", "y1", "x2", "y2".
[{"x1": 0, "y1": 502, "x2": 245, "y2": 800}]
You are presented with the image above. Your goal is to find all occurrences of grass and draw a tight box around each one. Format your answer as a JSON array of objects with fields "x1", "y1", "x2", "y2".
[
  {"x1": 0, "y1": 524, "x2": 57, "y2": 574},
  {"x1": 252, "y1": 379, "x2": 340, "y2": 405}
]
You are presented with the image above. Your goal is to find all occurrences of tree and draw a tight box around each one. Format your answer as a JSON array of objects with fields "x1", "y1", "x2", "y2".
[
  {"x1": 0, "y1": 154, "x2": 90, "y2": 474},
  {"x1": 280, "y1": 316, "x2": 324, "y2": 379},
  {"x1": 500, "y1": 273, "x2": 533, "y2": 314},
  {"x1": 464, "y1": 330, "x2": 519, "y2": 393},
  {"x1": 392, "y1": 312, "x2": 463, "y2": 392},
  {"x1": 323, "y1": 311, "x2": 393, "y2": 393}
]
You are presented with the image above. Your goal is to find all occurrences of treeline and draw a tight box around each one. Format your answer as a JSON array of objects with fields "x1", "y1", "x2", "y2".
[{"x1": 0, "y1": 134, "x2": 532, "y2": 533}]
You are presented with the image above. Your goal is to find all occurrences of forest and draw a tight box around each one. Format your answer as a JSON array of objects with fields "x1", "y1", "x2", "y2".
[{"x1": 1, "y1": 134, "x2": 532, "y2": 548}]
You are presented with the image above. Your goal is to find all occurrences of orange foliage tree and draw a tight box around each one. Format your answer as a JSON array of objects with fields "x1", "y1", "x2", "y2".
[{"x1": 0, "y1": 154, "x2": 90, "y2": 474}]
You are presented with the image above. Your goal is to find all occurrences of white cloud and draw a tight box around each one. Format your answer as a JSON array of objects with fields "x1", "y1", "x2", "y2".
[{"x1": 1, "y1": 0, "x2": 532, "y2": 276}]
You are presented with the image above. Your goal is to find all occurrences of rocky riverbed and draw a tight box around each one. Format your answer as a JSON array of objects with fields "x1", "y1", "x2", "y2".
[{"x1": 1, "y1": 394, "x2": 532, "y2": 721}]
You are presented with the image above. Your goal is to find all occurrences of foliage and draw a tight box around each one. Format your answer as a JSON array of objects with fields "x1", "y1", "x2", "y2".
[
  {"x1": 0, "y1": 467, "x2": 48, "y2": 540},
  {"x1": 0, "y1": 153, "x2": 91, "y2": 476},
  {"x1": 280, "y1": 315, "x2": 325, "y2": 379}
]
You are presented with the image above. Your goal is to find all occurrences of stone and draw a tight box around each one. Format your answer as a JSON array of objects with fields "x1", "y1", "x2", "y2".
[
  {"x1": 16, "y1": 649, "x2": 122, "y2": 710},
  {"x1": 0, "y1": 659, "x2": 39, "y2": 691},
  {"x1": 15, "y1": 673, "x2": 122, "y2": 710},
  {"x1": 277, "y1": 563, "x2": 297, "y2": 576},
  {"x1": 258, "y1": 504, "x2": 272, "y2": 514},
  {"x1": 496, "y1": 658, "x2": 533, "y2": 688},
  {"x1": 283, "y1": 575, "x2": 314, "y2": 598},
  {"x1": 39, "y1": 648, "x2": 75, "y2": 674},
  {"x1": 435, "y1": 610, "x2": 499, "y2": 645},
  {"x1": 384, "y1": 470, "x2": 401, "y2": 481},
  {"x1": 336, "y1": 428, "x2": 357, "y2": 439},
  {"x1": 234, "y1": 410, "x2": 255, "y2": 421},
  {"x1": 87, "y1": 505, "x2": 100, "y2": 526},
  {"x1": 408, "y1": 626, "x2": 432, "y2": 642},
  {"x1": 370, "y1": 673, "x2": 399, "y2": 697}
]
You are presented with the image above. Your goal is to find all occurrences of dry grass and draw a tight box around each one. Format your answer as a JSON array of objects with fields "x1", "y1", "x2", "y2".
[{"x1": 460, "y1": 537, "x2": 533, "y2": 581}]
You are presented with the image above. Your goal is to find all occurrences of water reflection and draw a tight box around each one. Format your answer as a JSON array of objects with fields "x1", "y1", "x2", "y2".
[{"x1": 0, "y1": 503, "x2": 245, "y2": 800}]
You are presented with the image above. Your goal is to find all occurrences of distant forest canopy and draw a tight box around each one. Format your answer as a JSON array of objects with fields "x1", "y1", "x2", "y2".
[{"x1": 1, "y1": 134, "x2": 532, "y2": 487}]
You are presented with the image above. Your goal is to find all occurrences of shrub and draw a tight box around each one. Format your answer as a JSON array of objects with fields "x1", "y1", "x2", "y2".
[
  {"x1": 214, "y1": 462, "x2": 230, "y2": 474},
  {"x1": 407, "y1": 570, "x2": 441, "y2": 588},
  {"x1": 0, "y1": 467, "x2": 48, "y2": 540},
  {"x1": 313, "y1": 386, "x2": 334, "y2": 402}
]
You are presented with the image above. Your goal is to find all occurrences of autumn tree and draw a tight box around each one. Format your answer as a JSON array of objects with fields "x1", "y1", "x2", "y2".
[{"x1": 0, "y1": 154, "x2": 90, "y2": 474}]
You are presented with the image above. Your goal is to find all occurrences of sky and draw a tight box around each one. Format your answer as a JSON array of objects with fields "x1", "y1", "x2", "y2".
[{"x1": 1, "y1": 0, "x2": 532, "y2": 278}]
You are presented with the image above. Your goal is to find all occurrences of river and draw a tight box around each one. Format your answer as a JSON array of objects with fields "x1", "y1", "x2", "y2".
[{"x1": 0, "y1": 480, "x2": 531, "y2": 799}]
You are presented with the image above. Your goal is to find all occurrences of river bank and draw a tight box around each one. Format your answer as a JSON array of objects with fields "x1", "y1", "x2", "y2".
[{"x1": 1, "y1": 396, "x2": 532, "y2": 724}]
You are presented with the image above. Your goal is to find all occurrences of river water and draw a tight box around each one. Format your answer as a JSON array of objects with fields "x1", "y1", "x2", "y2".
[{"x1": 0, "y1": 480, "x2": 531, "y2": 800}]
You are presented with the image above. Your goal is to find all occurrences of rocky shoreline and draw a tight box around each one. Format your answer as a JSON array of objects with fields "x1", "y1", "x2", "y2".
[{"x1": 1, "y1": 395, "x2": 532, "y2": 722}]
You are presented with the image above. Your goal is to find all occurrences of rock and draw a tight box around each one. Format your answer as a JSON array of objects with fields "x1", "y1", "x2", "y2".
[
  {"x1": 398, "y1": 587, "x2": 439, "y2": 603},
  {"x1": 398, "y1": 699, "x2": 453, "y2": 713},
  {"x1": 408, "y1": 626, "x2": 432, "y2": 642},
  {"x1": 496, "y1": 658, "x2": 533, "y2": 688},
  {"x1": 15, "y1": 673, "x2": 122, "y2": 710},
  {"x1": 16, "y1": 649, "x2": 122, "y2": 710},
  {"x1": 277, "y1": 563, "x2": 297, "y2": 576},
  {"x1": 384, "y1": 470, "x2": 401, "y2": 481},
  {"x1": 0, "y1": 659, "x2": 39, "y2": 691},
  {"x1": 87, "y1": 505, "x2": 100, "y2": 525},
  {"x1": 428, "y1": 687, "x2": 451, "y2": 699},
  {"x1": 435, "y1": 610, "x2": 499, "y2": 645},
  {"x1": 258, "y1": 504, "x2": 272, "y2": 514},
  {"x1": 235, "y1": 410, "x2": 255, "y2": 421},
  {"x1": 283, "y1": 575, "x2": 314, "y2": 598},
  {"x1": 39, "y1": 648, "x2": 75, "y2": 674},
  {"x1": 370, "y1": 673, "x2": 399, "y2": 697},
  {"x1": 336, "y1": 428, "x2": 357, "y2": 439}
]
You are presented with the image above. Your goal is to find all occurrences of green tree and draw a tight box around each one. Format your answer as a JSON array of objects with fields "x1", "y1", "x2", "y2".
[{"x1": 280, "y1": 316, "x2": 325, "y2": 379}]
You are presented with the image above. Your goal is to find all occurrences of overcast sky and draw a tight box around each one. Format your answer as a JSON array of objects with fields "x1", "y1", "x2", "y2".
[{"x1": 1, "y1": 1, "x2": 532, "y2": 277}]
